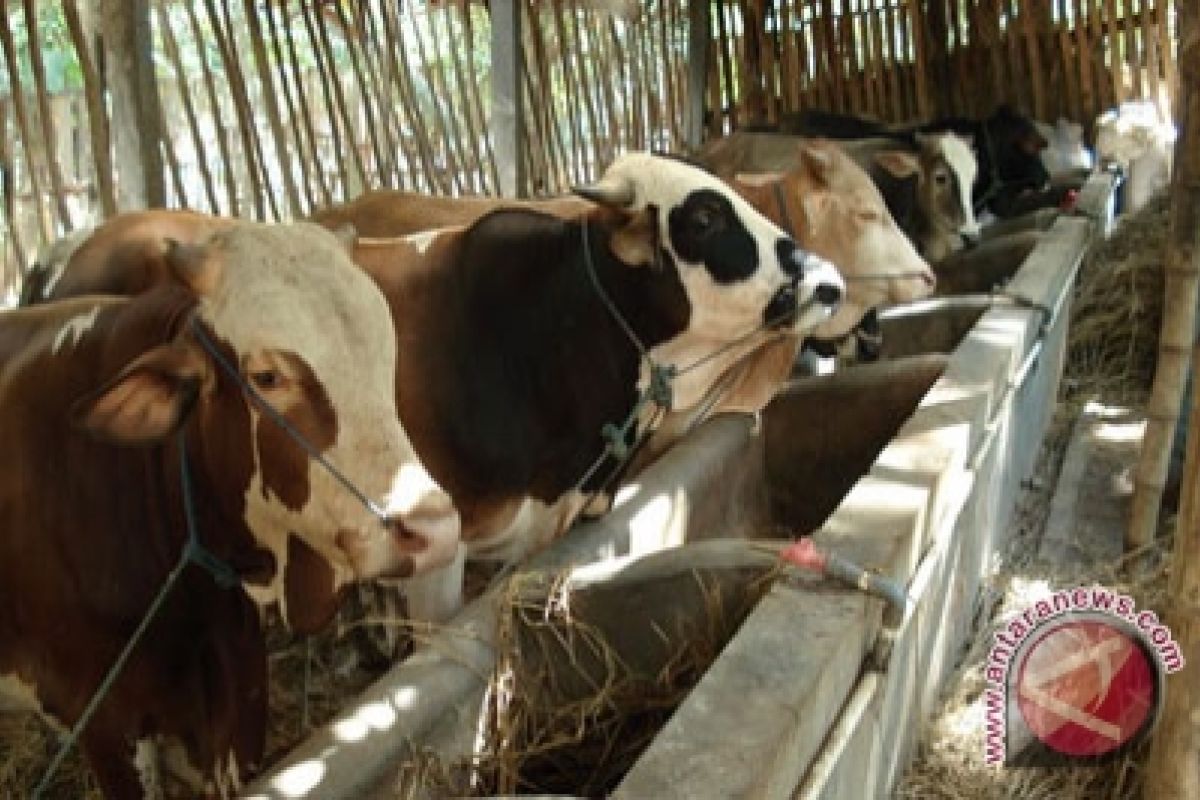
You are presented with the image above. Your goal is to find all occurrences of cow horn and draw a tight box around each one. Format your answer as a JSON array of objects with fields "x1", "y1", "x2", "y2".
[
  {"x1": 572, "y1": 175, "x2": 636, "y2": 208},
  {"x1": 164, "y1": 237, "x2": 221, "y2": 296}
]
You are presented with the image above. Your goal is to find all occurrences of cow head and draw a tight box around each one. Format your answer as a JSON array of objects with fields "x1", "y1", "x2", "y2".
[
  {"x1": 736, "y1": 139, "x2": 936, "y2": 339},
  {"x1": 73, "y1": 222, "x2": 459, "y2": 630},
  {"x1": 877, "y1": 132, "x2": 980, "y2": 260},
  {"x1": 989, "y1": 104, "x2": 1051, "y2": 189},
  {"x1": 574, "y1": 152, "x2": 844, "y2": 409}
]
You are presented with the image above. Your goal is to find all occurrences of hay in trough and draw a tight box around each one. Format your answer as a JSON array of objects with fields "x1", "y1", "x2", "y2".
[
  {"x1": 394, "y1": 561, "x2": 782, "y2": 797},
  {"x1": 1064, "y1": 194, "x2": 1170, "y2": 405}
]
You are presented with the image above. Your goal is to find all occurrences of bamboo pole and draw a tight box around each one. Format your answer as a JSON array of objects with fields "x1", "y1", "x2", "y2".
[
  {"x1": 297, "y1": 0, "x2": 353, "y2": 199},
  {"x1": 522, "y1": 1, "x2": 563, "y2": 191},
  {"x1": 0, "y1": 100, "x2": 28, "y2": 278},
  {"x1": 406, "y1": 3, "x2": 467, "y2": 194},
  {"x1": 282, "y1": 1, "x2": 335, "y2": 205},
  {"x1": 310, "y1": 0, "x2": 369, "y2": 197},
  {"x1": 63, "y1": 0, "x2": 116, "y2": 219},
  {"x1": 263, "y1": 0, "x2": 318, "y2": 209},
  {"x1": 1140, "y1": 8, "x2": 1200, "y2": 796},
  {"x1": 243, "y1": 0, "x2": 301, "y2": 216},
  {"x1": 547, "y1": 0, "x2": 586, "y2": 179},
  {"x1": 1160, "y1": 0, "x2": 1179, "y2": 118},
  {"x1": 713, "y1": 0, "x2": 735, "y2": 129},
  {"x1": 159, "y1": 104, "x2": 189, "y2": 209},
  {"x1": 23, "y1": 0, "x2": 73, "y2": 231},
  {"x1": 332, "y1": 1, "x2": 389, "y2": 190},
  {"x1": 1128, "y1": 2, "x2": 1200, "y2": 551},
  {"x1": 1074, "y1": 0, "x2": 1095, "y2": 124},
  {"x1": 438, "y1": 2, "x2": 488, "y2": 193},
  {"x1": 207, "y1": 0, "x2": 274, "y2": 220},
  {"x1": 1141, "y1": 0, "x2": 1162, "y2": 118},
  {"x1": 582, "y1": 12, "x2": 616, "y2": 165},
  {"x1": 909, "y1": 0, "x2": 930, "y2": 118},
  {"x1": 379, "y1": 0, "x2": 445, "y2": 193},
  {"x1": 357, "y1": 1, "x2": 413, "y2": 191},
  {"x1": 158, "y1": 3, "x2": 219, "y2": 213},
  {"x1": 459, "y1": 0, "x2": 501, "y2": 192},
  {"x1": 0, "y1": 6, "x2": 51, "y2": 244},
  {"x1": 184, "y1": 0, "x2": 240, "y2": 215}
]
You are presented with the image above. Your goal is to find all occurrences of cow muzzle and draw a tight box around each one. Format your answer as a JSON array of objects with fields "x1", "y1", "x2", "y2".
[{"x1": 766, "y1": 247, "x2": 844, "y2": 330}]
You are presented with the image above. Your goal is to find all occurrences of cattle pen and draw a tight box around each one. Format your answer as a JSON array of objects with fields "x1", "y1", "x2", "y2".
[{"x1": 1, "y1": 3, "x2": 1197, "y2": 800}]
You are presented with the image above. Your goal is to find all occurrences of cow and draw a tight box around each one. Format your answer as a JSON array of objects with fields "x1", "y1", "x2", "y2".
[
  {"x1": 778, "y1": 104, "x2": 1051, "y2": 217},
  {"x1": 306, "y1": 188, "x2": 592, "y2": 237},
  {"x1": 347, "y1": 152, "x2": 845, "y2": 621},
  {"x1": 697, "y1": 131, "x2": 980, "y2": 262},
  {"x1": 303, "y1": 141, "x2": 933, "y2": 342},
  {"x1": 0, "y1": 222, "x2": 458, "y2": 797}
]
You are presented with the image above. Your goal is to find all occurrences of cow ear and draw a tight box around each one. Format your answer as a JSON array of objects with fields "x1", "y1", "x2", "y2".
[
  {"x1": 164, "y1": 238, "x2": 222, "y2": 296},
  {"x1": 329, "y1": 222, "x2": 358, "y2": 252},
  {"x1": 72, "y1": 341, "x2": 209, "y2": 444},
  {"x1": 1021, "y1": 131, "x2": 1049, "y2": 154},
  {"x1": 608, "y1": 208, "x2": 658, "y2": 267},
  {"x1": 573, "y1": 175, "x2": 636, "y2": 208},
  {"x1": 733, "y1": 171, "x2": 784, "y2": 188},
  {"x1": 875, "y1": 150, "x2": 920, "y2": 180},
  {"x1": 798, "y1": 142, "x2": 834, "y2": 183}
]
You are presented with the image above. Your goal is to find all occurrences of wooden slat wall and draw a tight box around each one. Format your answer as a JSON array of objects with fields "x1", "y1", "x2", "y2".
[
  {"x1": 0, "y1": 0, "x2": 1180, "y2": 297},
  {"x1": 708, "y1": 0, "x2": 1179, "y2": 133}
]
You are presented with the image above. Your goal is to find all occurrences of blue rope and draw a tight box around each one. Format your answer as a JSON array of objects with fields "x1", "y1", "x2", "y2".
[
  {"x1": 189, "y1": 319, "x2": 390, "y2": 523},
  {"x1": 33, "y1": 433, "x2": 234, "y2": 797}
]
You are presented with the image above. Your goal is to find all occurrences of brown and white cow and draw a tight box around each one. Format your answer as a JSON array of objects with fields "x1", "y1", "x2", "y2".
[
  {"x1": 0, "y1": 222, "x2": 457, "y2": 797},
  {"x1": 698, "y1": 131, "x2": 980, "y2": 262}
]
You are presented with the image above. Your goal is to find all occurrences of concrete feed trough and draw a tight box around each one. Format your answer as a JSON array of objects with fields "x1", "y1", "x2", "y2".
[{"x1": 246, "y1": 174, "x2": 1116, "y2": 800}]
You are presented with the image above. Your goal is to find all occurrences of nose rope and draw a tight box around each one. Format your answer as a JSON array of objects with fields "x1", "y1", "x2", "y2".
[{"x1": 189, "y1": 319, "x2": 391, "y2": 523}]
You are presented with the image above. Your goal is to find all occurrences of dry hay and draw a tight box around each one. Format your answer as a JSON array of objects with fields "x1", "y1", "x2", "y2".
[
  {"x1": 398, "y1": 562, "x2": 782, "y2": 797},
  {"x1": 1064, "y1": 193, "x2": 1170, "y2": 405}
]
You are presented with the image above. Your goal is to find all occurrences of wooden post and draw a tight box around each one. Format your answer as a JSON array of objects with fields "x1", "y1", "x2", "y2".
[
  {"x1": 1140, "y1": 14, "x2": 1200, "y2": 794},
  {"x1": 1128, "y1": 4, "x2": 1200, "y2": 552},
  {"x1": 492, "y1": 0, "x2": 525, "y2": 197},
  {"x1": 686, "y1": 0, "x2": 710, "y2": 151},
  {"x1": 93, "y1": 0, "x2": 165, "y2": 209},
  {"x1": 64, "y1": 0, "x2": 116, "y2": 219}
]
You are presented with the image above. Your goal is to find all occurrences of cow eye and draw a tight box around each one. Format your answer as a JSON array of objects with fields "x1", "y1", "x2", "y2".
[
  {"x1": 934, "y1": 171, "x2": 950, "y2": 185},
  {"x1": 693, "y1": 207, "x2": 718, "y2": 230},
  {"x1": 250, "y1": 370, "x2": 284, "y2": 391}
]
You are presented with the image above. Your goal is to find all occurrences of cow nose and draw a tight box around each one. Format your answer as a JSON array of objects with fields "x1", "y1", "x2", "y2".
[{"x1": 814, "y1": 282, "x2": 842, "y2": 306}]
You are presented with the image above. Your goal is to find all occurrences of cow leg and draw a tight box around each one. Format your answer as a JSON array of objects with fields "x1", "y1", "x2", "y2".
[
  {"x1": 403, "y1": 543, "x2": 466, "y2": 626},
  {"x1": 82, "y1": 732, "x2": 160, "y2": 799}
]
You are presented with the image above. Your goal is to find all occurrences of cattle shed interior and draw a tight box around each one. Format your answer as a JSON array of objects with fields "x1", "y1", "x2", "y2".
[
  {"x1": 0, "y1": 0, "x2": 1182, "y2": 294},
  {"x1": 2, "y1": 1, "x2": 1199, "y2": 799}
]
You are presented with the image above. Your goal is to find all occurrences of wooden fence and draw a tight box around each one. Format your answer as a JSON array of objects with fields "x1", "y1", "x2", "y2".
[
  {"x1": 711, "y1": 0, "x2": 1179, "y2": 134},
  {"x1": 0, "y1": 0, "x2": 1180, "y2": 299}
]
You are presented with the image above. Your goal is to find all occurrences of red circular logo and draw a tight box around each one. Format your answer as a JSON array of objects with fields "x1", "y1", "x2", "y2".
[{"x1": 1016, "y1": 619, "x2": 1157, "y2": 757}]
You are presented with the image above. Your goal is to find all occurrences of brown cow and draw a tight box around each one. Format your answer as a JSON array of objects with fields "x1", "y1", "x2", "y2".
[
  {"x1": 306, "y1": 188, "x2": 592, "y2": 236},
  {"x1": 0, "y1": 222, "x2": 457, "y2": 797},
  {"x1": 698, "y1": 131, "x2": 980, "y2": 262}
]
